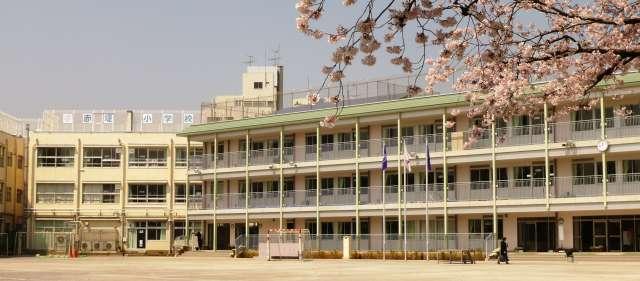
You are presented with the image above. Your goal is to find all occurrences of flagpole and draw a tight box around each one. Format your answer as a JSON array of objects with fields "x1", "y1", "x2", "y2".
[
  {"x1": 425, "y1": 137, "x2": 430, "y2": 262},
  {"x1": 403, "y1": 139, "x2": 408, "y2": 261},
  {"x1": 382, "y1": 167, "x2": 386, "y2": 261},
  {"x1": 382, "y1": 142, "x2": 387, "y2": 261}
]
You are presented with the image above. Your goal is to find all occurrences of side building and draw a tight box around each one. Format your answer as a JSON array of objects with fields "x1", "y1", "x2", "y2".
[
  {"x1": 27, "y1": 109, "x2": 202, "y2": 254},
  {"x1": 182, "y1": 72, "x2": 640, "y2": 253},
  {"x1": 0, "y1": 111, "x2": 28, "y2": 234}
]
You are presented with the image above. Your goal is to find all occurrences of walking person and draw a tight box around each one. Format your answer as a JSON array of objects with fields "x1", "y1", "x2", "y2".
[
  {"x1": 498, "y1": 237, "x2": 509, "y2": 264},
  {"x1": 196, "y1": 231, "x2": 203, "y2": 251}
]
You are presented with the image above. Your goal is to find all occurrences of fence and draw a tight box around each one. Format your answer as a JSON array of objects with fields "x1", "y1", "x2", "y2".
[
  {"x1": 235, "y1": 233, "x2": 494, "y2": 260},
  {"x1": 0, "y1": 233, "x2": 28, "y2": 256}
]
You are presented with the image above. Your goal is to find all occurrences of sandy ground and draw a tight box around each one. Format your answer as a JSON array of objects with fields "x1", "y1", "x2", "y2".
[{"x1": 1, "y1": 256, "x2": 640, "y2": 281}]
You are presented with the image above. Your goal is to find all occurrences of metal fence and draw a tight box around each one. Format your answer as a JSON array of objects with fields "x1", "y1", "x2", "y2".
[{"x1": 0, "y1": 233, "x2": 28, "y2": 256}]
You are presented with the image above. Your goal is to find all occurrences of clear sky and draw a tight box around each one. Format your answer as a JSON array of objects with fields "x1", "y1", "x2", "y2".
[{"x1": 0, "y1": 1, "x2": 407, "y2": 118}]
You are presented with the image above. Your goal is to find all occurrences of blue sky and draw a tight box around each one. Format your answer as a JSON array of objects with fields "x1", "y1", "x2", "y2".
[{"x1": 0, "y1": 1, "x2": 407, "y2": 118}]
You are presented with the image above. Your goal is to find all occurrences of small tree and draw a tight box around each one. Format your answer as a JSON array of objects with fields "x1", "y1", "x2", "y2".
[{"x1": 296, "y1": 0, "x2": 640, "y2": 131}]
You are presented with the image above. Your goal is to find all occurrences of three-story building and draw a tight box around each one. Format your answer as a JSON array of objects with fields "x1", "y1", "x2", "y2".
[{"x1": 182, "y1": 73, "x2": 640, "y2": 253}]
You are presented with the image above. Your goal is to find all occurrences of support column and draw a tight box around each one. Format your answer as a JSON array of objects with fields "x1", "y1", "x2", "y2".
[
  {"x1": 315, "y1": 126, "x2": 320, "y2": 247},
  {"x1": 397, "y1": 114, "x2": 402, "y2": 236},
  {"x1": 355, "y1": 118, "x2": 361, "y2": 240},
  {"x1": 245, "y1": 131, "x2": 250, "y2": 245},
  {"x1": 279, "y1": 127, "x2": 284, "y2": 229},
  {"x1": 600, "y1": 94, "x2": 608, "y2": 208},
  {"x1": 442, "y1": 112, "x2": 448, "y2": 237},
  {"x1": 212, "y1": 135, "x2": 218, "y2": 251},
  {"x1": 544, "y1": 103, "x2": 551, "y2": 209},
  {"x1": 185, "y1": 138, "x2": 191, "y2": 244},
  {"x1": 491, "y1": 122, "x2": 497, "y2": 238}
]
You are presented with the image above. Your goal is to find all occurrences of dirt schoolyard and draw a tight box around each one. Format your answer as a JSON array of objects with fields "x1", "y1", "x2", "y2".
[{"x1": 1, "y1": 256, "x2": 640, "y2": 281}]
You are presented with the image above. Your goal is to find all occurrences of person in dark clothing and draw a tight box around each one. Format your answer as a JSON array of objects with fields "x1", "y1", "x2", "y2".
[
  {"x1": 498, "y1": 237, "x2": 509, "y2": 264},
  {"x1": 196, "y1": 232, "x2": 203, "y2": 251}
]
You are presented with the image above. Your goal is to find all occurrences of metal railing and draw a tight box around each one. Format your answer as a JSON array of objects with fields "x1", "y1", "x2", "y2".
[
  {"x1": 36, "y1": 192, "x2": 74, "y2": 204},
  {"x1": 82, "y1": 192, "x2": 120, "y2": 204},
  {"x1": 234, "y1": 232, "x2": 494, "y2": 259}
]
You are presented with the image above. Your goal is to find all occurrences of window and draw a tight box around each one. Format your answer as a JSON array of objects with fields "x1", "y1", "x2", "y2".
[
  {"x1": 305, "y1": 133, "x2": 316, "y2": 154},
  {"x1": 35, "y1": 220, "x2": 72, "y2": 232},
  {"x1": 470, "y1": 167, "x2": 490, "y2": 189},
  {"x1": 5, "y1": 187, "x2": 10, "y2": 202},
  {"x1": 284, "y1": 177, "x2": 295, "y2": 192},
  {"x1": 146, "y1": 221, "x2": 166, "y2": 240},
  {"x1": 129, "y1": 184, "x2": 166, "y2": 203},
  {"x1": 305, "y1": 177, "x2": 317, "y2": 191},
  {"x1": 253, "y1": 81, "x2": 263, "y2": 89},
  {"x1": 175, "y1": 147, "x2": 204, "y2": 167},
  {"x1": 321, "y1": 178, "x2": 334, "y2": 190},
  {"x1": 128, "y1": 147, "x2": 167, "y2": 167},
  {"x1": 573, "y1": 107, "x2": 614, "y2": 131},
  {"x1": 0, "y1": 183, "x2": 3, "y2": 202},
  {"x1": 83, "y1": 147, "x2": 121, "y2": 167},
  {"x1": 17, "y1": 155, "x2": 23, "y2": 169},
  {"x1": 0, "y1": 146, "x2": 4, "y2": 167},
  {"x1": 572, "y1": 161, "x2": 615, "y2": 184},
  {"x1": 623, "y1": 160, "x2": 640, "y2": 182},
  {"x1": 83, "y1": 184, "x2": 119, "y2": 204},
  {"x1": 36, "y1": 183, "x2": 74, "y2": 204},
  {"x1": 469, "y1": 217, "x2": 504, "y2": 239},
  {"x1": 402, "y1": 126, "x2": 414, "y2": 144},
  {"x1": 173, "y1": 221, "x2": 202, "y2": 239},
  {"x1": 321, "y1": 134, "x2": 334, "y2": 152},
  {"x1": 175, "y1": 183, "x2": 203, "y2": 203},
  {"x1": 6, "y1": 153, "x2": 12, "y2": 167},
  {"x1": 16, "y1": 189, "x2": 24, "y2": 204},
  {"x1": 37, "y1": 147, "x2": 75, "y2": 167}
]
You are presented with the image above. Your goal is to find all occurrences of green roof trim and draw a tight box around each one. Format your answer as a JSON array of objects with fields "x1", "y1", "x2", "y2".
[
  {"x1": 180, "y1": 72, "x2": 640, "y2": 137},
  {"x1": 179, "y1": 93, "x2": 467, "y2": 136}
]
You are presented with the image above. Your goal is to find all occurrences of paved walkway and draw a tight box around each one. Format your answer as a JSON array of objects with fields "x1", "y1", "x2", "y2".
[{"x1": 1, "y1": 256, "x2": 639, "y2": 281}]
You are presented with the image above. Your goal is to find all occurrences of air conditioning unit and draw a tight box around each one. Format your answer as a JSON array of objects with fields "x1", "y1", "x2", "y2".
[
  {"x1": 93, "y1": 241, "x2": 102, "y2": 252},
  {"x1": 80, "y1": 241, "x2": 92, "y2": 253},
  {"x1": 102, "y1": 241, "x2": 115, "y2": 252}
]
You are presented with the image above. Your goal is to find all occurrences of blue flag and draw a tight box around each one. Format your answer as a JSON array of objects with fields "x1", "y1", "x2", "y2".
[
  {"x1": 381, "y1": 143, "x2": 388, "y2": 171},
  {"x1": 425, "y1": 137, "x2": 432, "y2": 172}
]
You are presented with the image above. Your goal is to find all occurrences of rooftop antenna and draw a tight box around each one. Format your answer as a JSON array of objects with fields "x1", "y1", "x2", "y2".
[{"x1": 269, "y1": 46, "x2": 282, "y2": 66}]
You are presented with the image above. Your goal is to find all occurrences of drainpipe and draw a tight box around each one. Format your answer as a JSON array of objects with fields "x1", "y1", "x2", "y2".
[
  {"x1": 213, "y1": 135, "x2": 218, "y2": 251},
  {"x1": 279, "y1": 127, "x2": 284, "y2": 229},
  {"x1": 185, "y1": 138, "x2": 190, "y2": 246},
  {"x1": 355, "y1": 118, "x2": 360, "y2": 243},
  {"x1": 244, "y1": 131, "x2": 249, "y2": 246},
  {"x1": 544, "y1": 103, "x2": 551, "y2": 210},
  {"x1": 491, "y1": 122, "x2": 497, "y2": 241},
  {"x1": 442, "y1": 111, "x2": 448, "y2": 239},
  {"x1": 600, "y1": 94, "x2": 607, "y2": 208},
  {"x1": 397, "y1": 114, "x2": 402, "y2": 236},
  {"x1": 315, "y1": 126, "x2": 320, "y2": 249}
]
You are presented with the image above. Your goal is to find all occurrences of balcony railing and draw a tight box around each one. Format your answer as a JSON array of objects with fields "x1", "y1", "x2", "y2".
[
  {"x1": 36, "y1": 192, "x2": 74, "y2": 204},
  {"x1": 82, "y1": 192, "x2": 120, "y2": 204}
]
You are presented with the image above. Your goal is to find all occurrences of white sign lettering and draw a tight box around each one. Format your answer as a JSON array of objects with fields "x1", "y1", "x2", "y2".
[
  {"x1": 62, "y1": 114, "x2": 73, "y2": 124},
  {"x1": 142, "y1": 114, "x2": 153, "y2": 124},
  {"x1": 162, "y1": 113, "x2": 174, "y2": 124}
]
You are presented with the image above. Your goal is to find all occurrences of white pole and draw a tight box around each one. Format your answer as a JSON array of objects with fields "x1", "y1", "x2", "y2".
[
  {"x1": 403, "y1": 140, "x2": 408, "y2": 261},
  {"x1": 425, "y1": 137, "x2": 430, "y2": 261},
  {"x1": 382, "y1": 167, "x2": 386, "y2": 261}
]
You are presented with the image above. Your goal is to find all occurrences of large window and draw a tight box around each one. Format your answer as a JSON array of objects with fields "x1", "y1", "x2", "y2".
[
  {"x1": 175, "y1": 183, "x2": 203, "y2": 203},
  {"x1": 469, "y1": 217, "x2": 504, "y2": 239},
  {"x1": 175, "y1": 147, "x2": 204, "y2": 167},
  {"x1": 623, "y1": 160, "x2": 640, "y2": 182},
  {"x1": 128, "y1": 184, "x2": 166, "y2": 203},
  {"x1": 35, "y1": 220, "x2": 72, "y2": 232},
  {"x1": 173, "y1": 221, "x2": 202, "y2": 239},
  {"x1": 128, "y1": 147, "x2": 167, "y2": 167},
  {"x1": 36, "y1": 183, "x2": 74, "y2": 204},
  {"x1": 83, "y1": 183, "x2": 119, "y2": 204},
  {"x1": 37, "y1": 147, "x2": 74, "y2": 167},
  {"x1": 0, "y1": 146, "x2": 4, "y2": 167},
  {"x1": 83, "y1": 147, "x2": 121, "y2": 167},
  {"x1": 129, "y1": 221, "x2": 166, "y2": 244},
  {"x1": 0, "y1": 183, "x2": 3, "y2": 202}
]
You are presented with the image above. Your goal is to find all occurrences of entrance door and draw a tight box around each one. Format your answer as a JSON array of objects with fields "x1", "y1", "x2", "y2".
[
  {"x1": 521, "y1": 222, "x2": 537, "y2": 251},
  {"x1": 217, "y1": 224, "x2": 231, "y2": 250},
  {"x1": 207, "y1": 223, "x2": 214, "y2": 250},
  {"x1": 593, "y1": 220, "x2": 607, "y2": 251},
  {"x1": 136, "y1": 229, "x2": 146, "y2": 249},
  {"x1": 607, "y1": 220, "x2": 621, "y2": 251}
]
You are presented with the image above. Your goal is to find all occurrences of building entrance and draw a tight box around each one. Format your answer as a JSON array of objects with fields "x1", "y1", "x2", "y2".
[
  {"x1": 517, "y1": 218, "x2": 557, "y2": 252},
  {"x1": 574, "y1": 216, "x2": 639, "y2": 251}
]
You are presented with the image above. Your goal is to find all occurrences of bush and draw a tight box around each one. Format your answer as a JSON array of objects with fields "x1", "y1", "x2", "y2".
[
  {"x1": 350, "y1": 250, "x2": 485, "y2": 261},
  {"x1": 303, "y1": 250, "x2": 343, "y2": 259}
]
